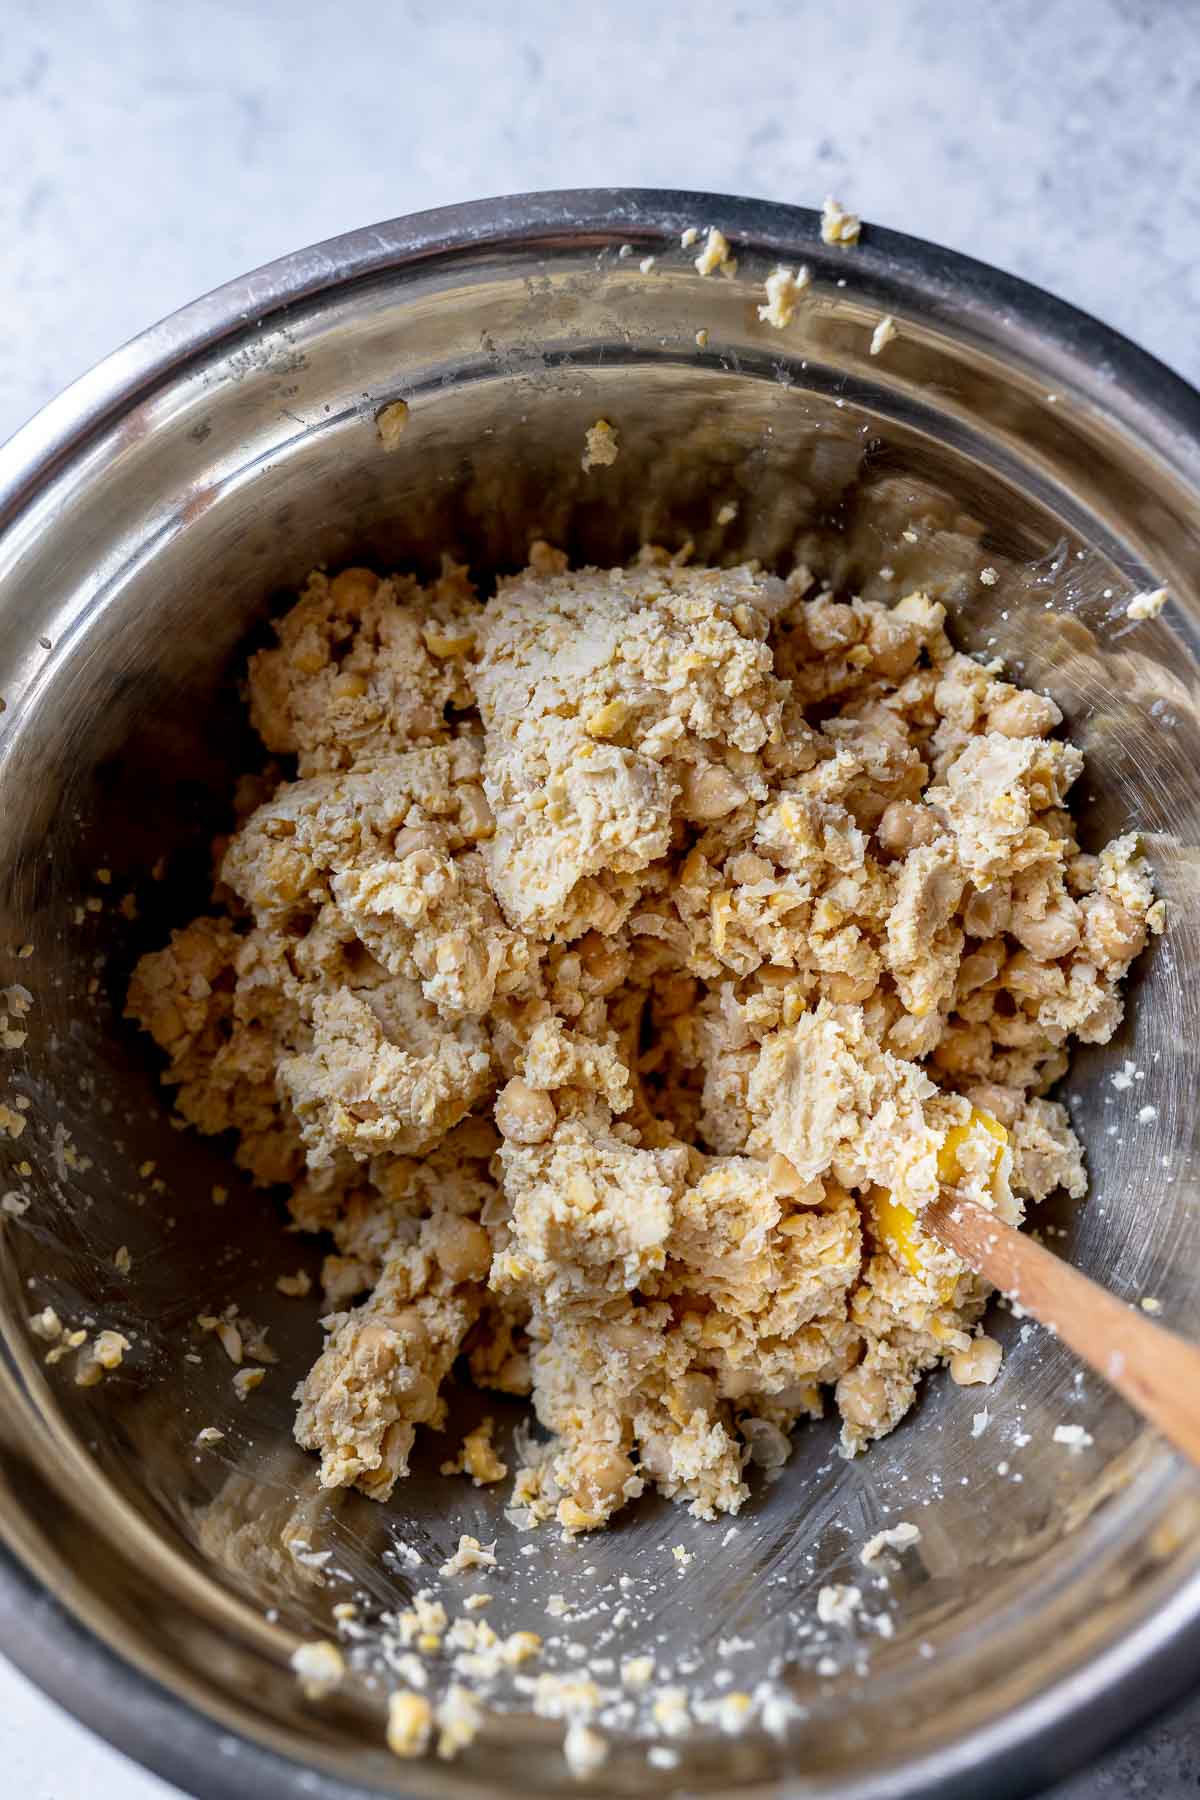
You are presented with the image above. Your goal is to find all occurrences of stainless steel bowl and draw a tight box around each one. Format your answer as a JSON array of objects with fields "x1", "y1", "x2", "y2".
[{"x1": 0, "y1": 189, "x2": 1198, "y2": 1800}]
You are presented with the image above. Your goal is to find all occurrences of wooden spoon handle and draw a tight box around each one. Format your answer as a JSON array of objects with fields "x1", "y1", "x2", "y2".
[{"x1": 925, "y1": 1193, "x2": 1200, "y2": 1467}]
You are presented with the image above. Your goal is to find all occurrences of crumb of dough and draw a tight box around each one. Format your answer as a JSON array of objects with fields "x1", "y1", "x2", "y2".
[
  {"x1": 680, "y1": 226, "x2": 700, "y2": 249},
  {"x1": 61, "y1": 1341, "x2": 96, "y2": 1375},
  {"x1": 440, "y1": 1533, "x2": 498, "y2": 1576},
  {"x1": 29, "y1": 1307, "x2": 62, "y2": 1341},
  {"x1": 377, "y1": 400, "x2": 410, "y2": 451},
  {"x1": 695, "y1": 328, "x2": 709, "y2": 348},
  {"x1": 130, "y1": 540, "x2": 1158, "y2": 1531},
  {"x1": 1126, "y1": 586, "x2": 1168, "y2": 621},
  {"x1": 651, "y1": 1685, "x2": 691, "y2": 1736},
  {"x1": 199, "y1": 1314, "x2": 244, "y2": 1364},
  {"x1": 861, "y1": 1521, "x2": 921, "y2": 1564},
  {"x1": 712, "y1": 1691, "x2": 754, "y2": 1733},
  {"x1": 435, "y1": 1683, "x2": 485, "y2": 1759},
  {"x1": 195, "y1": 1426, "x2": 225, "y2": 1446},
  {"x1": 441, "y1": 1417, "x2": 508, "y2": 1485},
  {"x1": 581, "y1": 419, "x2": 619, "y2": 473},
  {"x1": 758, "y1": 265, "x2": 811, "y2": 329},
  {"x1": 502, "y1": 1629, "x2": 543, "y2": 1665},
  {"x1": 0, "y1": 1103, "x2": 27, "y2": 1138},
  {"x1": 1140, "y1": 1296, "x2": 1162, "y2": 1314},
  {"x1": 0, "y1": 984, "x2": 32, "y2": 1019},
  {"x1": 980, "y1": 566, "x2": 999, "y2": 586},
  {"x1": 816, "y1": 1583, "x2": 861, "y2": 1626},
  {"x1": 564, "y1": 1721, "x2": 608, "y2": 1776},
  {"x1": 394, "y1": 1591, "x2": 447, "y2": 1651},
  {"x1": 277, "y1": 1269, "x2": 312, "y2": 1297},
  {"x1": 387, "y1": 1689, "x2": 433, "y2": 1758},
  {"x1": 639, "y1": 255, "x2": 656, "y2": 274},
  {"x1": 92, "y1": 1329, "x2": 130, "y2": 1370},
  {"x1": 949, "y1": 1332, "x2": 1003, "y2": 1386},
  {"x1": 716, "y1": 501, "x2": 739, "y2": 526},
  {"x1": 1053, "y1": 1423, "x2": 1093, "y2": 1448},
  {"x1": 291, "y1": 1639, "x2": 345, "y2": 1699},
  {"x1": 869, "y1": 315, "x2": 898, "y2": 357},
  {"x1": 233, "y1": 1367, "x2": 266, "y2": 1400},
  {"x1": 694, "y1": 227, "x2": 737, "y2": 277},
  {"x1": 821, "y1": 195, "x2": 861, "y2": 246}
]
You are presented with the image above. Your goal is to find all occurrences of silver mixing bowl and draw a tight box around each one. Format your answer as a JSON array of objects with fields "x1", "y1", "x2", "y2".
[{"x1": 0, "y1": 190, "x2": 1197, "y2": 1800}]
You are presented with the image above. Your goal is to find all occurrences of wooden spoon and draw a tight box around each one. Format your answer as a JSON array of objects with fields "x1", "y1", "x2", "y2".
[{"x1": 924, "y1": 1192, "x2": 1200, "y2": 1466}]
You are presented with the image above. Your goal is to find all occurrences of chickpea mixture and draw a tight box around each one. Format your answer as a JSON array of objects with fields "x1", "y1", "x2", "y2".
[{"x1": 127, "y1": 549, "x2": 1160, "y2": 1532}]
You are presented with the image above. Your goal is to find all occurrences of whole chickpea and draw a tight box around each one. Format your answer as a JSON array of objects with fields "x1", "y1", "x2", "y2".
[
  {"x1": 1082, "y1": 893, "x2": 1145, "y2": 966},
  {"x1": 1009, "y1": 897, "x2": 1081, "y2": 960},
  {"x1": 837, "y1": 1364, "x2": 889, "y2": 1433},
  {"x1": 678, "y1": 763, "x2": 746, "y2": 821},
  {"x1": 933, "y1": 1021, "x2": 993, "y2": 1078},
  {"x1": 876, "y1": 800, "x2": 939, "y2": 857},
  {"x1": 568, "y1": 1444, "x2": 634, "y2": 1512},
  {"x1": 986, "y1": 689, "x2": 1061, "y2": 738},
  {"x1": 433, "y1": 1215, "x2": 493, "y2": 1283},
  {"x1": 329, "y1": 567, "x2": 381, "y2": 613},
  {"x1": 949, "y1": 1334, "x2": 1003, "y2": 1386},
  {"x1": 494, "y1": 1078, "x2": 557, "y2": 1145}
]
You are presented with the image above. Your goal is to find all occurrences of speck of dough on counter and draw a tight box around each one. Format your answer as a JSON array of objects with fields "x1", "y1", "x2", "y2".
[{"x1": 128, "y1": 546, "x2": 1159, "y2": 1534}]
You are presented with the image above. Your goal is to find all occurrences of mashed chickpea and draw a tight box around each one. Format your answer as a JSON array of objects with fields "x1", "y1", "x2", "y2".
[{"x1": 128, "y1": 550, "x2": 1159, "y2": 1531}]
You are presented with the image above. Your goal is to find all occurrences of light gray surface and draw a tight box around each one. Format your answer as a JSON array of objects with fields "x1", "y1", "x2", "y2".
[{"x1": 0, "y1": 2, "x2": 1198, "y2": 1796}]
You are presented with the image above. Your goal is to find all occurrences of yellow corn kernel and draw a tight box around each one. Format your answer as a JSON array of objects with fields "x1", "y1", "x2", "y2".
[
  {"x1": 872, "y1": 1185, "x2": 934, "y2": 1283},
  {"x1": 584, "y1": 698, "x2": 629, "y2": 739},
  {"x1": 937, "y1": 1109, "x2": 1007, "y2": 1185},
  {"x1": 778, "y1": 797, "x2": 815, "y2": 845},
  {"x1": 874, "y1": 1108, "x2": 1006, "y2": 1292}
]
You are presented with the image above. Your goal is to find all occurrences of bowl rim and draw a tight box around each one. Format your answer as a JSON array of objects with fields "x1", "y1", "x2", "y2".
[{"x1": 2, "y1": 185, "x2": 1200, "y2": 1800}]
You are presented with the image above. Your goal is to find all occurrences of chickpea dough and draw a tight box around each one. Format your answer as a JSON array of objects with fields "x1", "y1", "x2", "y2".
[{"x1": 129, "y1": 548, "x2": 1160, "y2": 1530}]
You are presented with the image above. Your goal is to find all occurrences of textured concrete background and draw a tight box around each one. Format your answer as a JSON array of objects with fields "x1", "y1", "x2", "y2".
[{"x1": 1, "y1": 0, "x2": 1199, "y2": 1794}]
